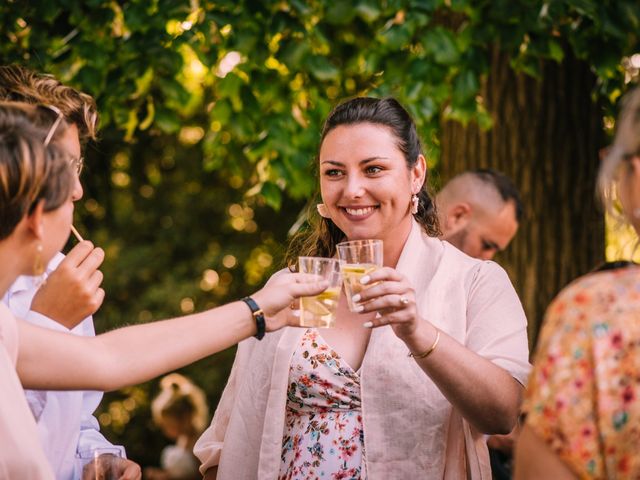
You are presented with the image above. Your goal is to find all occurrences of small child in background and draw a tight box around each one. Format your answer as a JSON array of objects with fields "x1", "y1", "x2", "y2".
[{"x1": 144, "y1": 373, "x2": 209, "y2": 480}]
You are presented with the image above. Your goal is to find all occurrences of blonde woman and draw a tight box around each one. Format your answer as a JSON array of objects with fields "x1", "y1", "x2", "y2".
[{"x1": 515, "y1": 88, "x2": 640, "y2": 478}]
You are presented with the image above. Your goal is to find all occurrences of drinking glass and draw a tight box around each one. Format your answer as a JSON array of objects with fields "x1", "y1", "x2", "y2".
[
  {"x1": 297, "y1": 256, "x2": 342, "y2": 328},
  {"x1": 77, "y1": 447, "x2": 125, "y2": 480},
  {"x1": 336, "y1": 239, "x2": 383, "y2": 312}
]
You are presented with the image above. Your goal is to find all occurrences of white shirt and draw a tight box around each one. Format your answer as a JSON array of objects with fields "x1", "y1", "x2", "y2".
[{"x1": 3, "y1": 252, "x2": 125, "y2": 480}]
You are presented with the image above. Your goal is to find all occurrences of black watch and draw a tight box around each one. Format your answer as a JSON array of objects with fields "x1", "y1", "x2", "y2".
[{"x1": 241, "y1": 296, "x2": 266, "y2": 340}]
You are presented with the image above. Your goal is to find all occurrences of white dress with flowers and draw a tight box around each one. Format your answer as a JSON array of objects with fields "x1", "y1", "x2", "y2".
[{"x1": 279, "y1": 329, "x2": 366, "y2": 480}]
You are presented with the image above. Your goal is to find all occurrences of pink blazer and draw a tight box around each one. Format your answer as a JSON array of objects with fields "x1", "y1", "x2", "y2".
[{"x1": 195, "y1": 221, "x2": 531, "y2": 479}]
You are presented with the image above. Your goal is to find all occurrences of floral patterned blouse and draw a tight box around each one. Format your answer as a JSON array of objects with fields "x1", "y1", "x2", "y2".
[
  {"x1": 279, "y1": 329, "x2": 366, "y2": 480},
  {"x1": 522, "y1": 266, "x2": 640, "y2": 478}
]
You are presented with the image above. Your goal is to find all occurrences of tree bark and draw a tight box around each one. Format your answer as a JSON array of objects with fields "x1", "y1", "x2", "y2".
[{"x1": 439, "y1": 46, "x2": 604, "y2": 349}]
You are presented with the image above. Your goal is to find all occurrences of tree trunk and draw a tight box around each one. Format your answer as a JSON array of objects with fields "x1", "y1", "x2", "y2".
[{"x1": 439, "y1": 46, "x2": 604, "y2": 349}]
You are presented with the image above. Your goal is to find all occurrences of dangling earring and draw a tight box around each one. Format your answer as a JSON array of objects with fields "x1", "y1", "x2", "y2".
[
  {"x1": 316, "y1": 203, "x2": 330, "y2": 218},
  {"x1": 33, "y1": 243, "x2": 45, "y2": 287},
  {"x1": 411, "y1": 194, "x2": 419, "y2": 215}
]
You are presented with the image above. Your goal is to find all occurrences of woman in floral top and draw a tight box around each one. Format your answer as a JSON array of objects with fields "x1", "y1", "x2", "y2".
[
  {"x1": 196, "y1": 98, "x2": 530, "y2": 479},
  {"x1": 515, "y1": 87, "x2": 640, "y2": 479},
  {"x1": 280, "y1": 329, "x2": 364, "y2": 479}
]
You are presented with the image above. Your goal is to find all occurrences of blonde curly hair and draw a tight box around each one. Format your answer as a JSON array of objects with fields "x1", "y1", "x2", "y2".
[{"x1": 151, "y1": 373, "x2": 209, "y2": 436}]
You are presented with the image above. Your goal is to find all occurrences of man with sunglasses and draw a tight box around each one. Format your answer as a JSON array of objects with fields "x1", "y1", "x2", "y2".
[{"x1": 0, "y1": 65, "x2": 141, "y2": 480}]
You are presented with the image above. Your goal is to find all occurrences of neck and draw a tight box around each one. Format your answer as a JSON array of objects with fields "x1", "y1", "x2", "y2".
[
  {"x1": 382, "y1": 216, "x2": 413, "y2": 268},
  {"x1": 0, "y1": 243, "x2": 28, "y2": 298}
]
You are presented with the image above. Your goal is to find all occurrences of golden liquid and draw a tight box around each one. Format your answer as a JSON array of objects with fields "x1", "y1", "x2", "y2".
[
  {"x1": 299, "y1": 287, "x2": 341, "y2": 328},
  {"x1": 341, "y1": 263, "x2": 378, "y2": 312}
]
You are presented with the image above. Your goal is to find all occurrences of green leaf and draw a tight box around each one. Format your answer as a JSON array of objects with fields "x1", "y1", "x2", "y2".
[
  {"x1": 379, "y1": 24, "x2": 413, "y2": 50},
  {"x1": 260, "y1": 181, "x2": 282, "y2": 210},
  {"x1": 306, "y1": 56, "x2": 340, "y2": 82},
  {"x1": 154, "y1": 108, "x2": 182, "y2": 134},
  {"x1": 355, "y1": 1, "x2": 381, "y2": 23},
  {"x1": 548, "y1": 39, "x2": 564, "y2": 63},
  {"x1": 421, "y1": 27, "x2": 460, "y2": 65},
  {"x1": 325, "y1": 1, "x2": 357, "y2": 26},
  {"x1": 453, "y1": 69, "x2": 479, "y2": 101}
]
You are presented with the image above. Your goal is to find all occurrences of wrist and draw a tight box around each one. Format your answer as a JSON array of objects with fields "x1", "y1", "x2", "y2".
[
  {"x1": 402, "y1": 321, "x2": 438, "y2": 355},
  {"x1": 240, "y1": 297, "x2": 265, "y2": 340}
]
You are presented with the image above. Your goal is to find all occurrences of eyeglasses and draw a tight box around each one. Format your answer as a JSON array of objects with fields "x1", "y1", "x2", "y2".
[
  {"x1": 39, "y1": 104, "x2": 84, "y2": 176},
  {"x1": 41, "y1": 104, "x2": 64, "y2": 148},
  {"x1": 68, "y1": 155, "x2": 84, "y2": 176}
]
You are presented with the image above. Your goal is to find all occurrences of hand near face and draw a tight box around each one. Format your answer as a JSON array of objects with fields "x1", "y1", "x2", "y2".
[
  {"x1": 251, "y1": 272, "x2": 329, "y2": 331},
  {"x1": 30, "y1": 240, "x2": 105, "y2": 329},
  {"x1": 349, "y1": 267, "x2": 421, "y2": 340}
]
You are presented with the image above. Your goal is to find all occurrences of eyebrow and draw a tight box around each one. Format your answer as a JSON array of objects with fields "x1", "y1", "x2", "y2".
[{"x1": 320, "y1": 156, "x2": 390, "y2": 166}]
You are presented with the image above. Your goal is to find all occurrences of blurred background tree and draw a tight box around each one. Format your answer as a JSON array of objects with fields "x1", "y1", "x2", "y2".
[{"x1": 1, "y1": 0, "x2": 638, "y2": 469}]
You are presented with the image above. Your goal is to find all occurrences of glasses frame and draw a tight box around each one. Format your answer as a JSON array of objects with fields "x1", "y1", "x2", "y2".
[
  {"x1": 39, "y1": 104, "x2": 84, "y2": 176},
  {"x1": 41, "y1": 104, "x2": 64, "y2": 148}
]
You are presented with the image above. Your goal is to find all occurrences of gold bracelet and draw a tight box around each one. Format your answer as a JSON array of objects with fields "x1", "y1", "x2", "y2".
[{"x1": 408, "y1": 329, "x2": 440, "y2": 359}]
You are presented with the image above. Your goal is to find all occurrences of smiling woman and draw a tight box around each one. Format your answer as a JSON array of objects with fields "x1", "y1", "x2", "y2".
[{"x1": 195, "y1": 97, "x2": 531, "y2": 480}]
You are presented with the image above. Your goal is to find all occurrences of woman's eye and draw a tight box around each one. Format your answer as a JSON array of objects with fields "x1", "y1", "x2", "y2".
[
  {"x1": 324, "y1": 169, "x2": 343, "y2": 177},
  {"x1": 366, "y1": 166, "x2": 382, "y2": 174}
]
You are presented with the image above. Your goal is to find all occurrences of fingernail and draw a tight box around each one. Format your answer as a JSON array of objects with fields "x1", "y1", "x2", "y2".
[
  {"x1": 360, "y1": 275, "x2": 370, "y2": 285},
  {"x1": 354, "y1": 304, "x2": 364, "y2": 312},
  {"x1": 363, "y1": 321, "x2": 373, "y2": 328},
  {"x1": 352, "y1": 294, "x2": 361, "y2": 303}
]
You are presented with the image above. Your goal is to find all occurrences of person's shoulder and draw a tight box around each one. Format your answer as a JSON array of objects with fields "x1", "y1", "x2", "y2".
[
  {"x1": 438, "y1": 238, "x2": 481, "y2": 267},
  {"x1": 548, "y1": 266, "x2": 640, "y2": 319}
]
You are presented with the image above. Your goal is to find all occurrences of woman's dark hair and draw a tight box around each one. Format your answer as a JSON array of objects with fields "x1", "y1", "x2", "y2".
[{"x1": 286, "y1": 97, "x2": 439, "y2": 267}]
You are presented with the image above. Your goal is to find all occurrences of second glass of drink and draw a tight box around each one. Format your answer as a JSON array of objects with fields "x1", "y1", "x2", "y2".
[
  {"x1": 337, "y1": 239, "x2": 383, "y2": 312},
  {"x1": 297, "y1": 256, "x2": 342, "y2": 328}
]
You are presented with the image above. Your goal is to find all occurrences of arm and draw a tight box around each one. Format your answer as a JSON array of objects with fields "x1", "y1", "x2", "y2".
[
  {"x1": 513, "y1": 425, "x2": 576, "y2": 480},
  {"x1": 16, "y1": 273, "x2": 326, "y2": 391},
  {"x1": 30, "y1": 241, "x2": 105, "y2": 329},
  {"x1": 356, "y1": 262, "x2": 527, "y2": 434}
]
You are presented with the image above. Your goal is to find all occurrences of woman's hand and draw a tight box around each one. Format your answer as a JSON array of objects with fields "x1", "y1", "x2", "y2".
[
  {"x1": 252, "y1": 273, "x2": 328, "y2": 331},
  {"x1": 350, "y1": 267, "x2": 423, "y2": 340}
]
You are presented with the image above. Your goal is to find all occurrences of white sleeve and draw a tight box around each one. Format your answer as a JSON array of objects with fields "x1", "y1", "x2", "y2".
[{"x1": 465, "y1": 261, "x2": 531, "y2": 385}]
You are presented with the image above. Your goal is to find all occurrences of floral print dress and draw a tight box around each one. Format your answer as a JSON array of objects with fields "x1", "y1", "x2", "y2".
[
  {"x1": 523, "y1": 266, "x2": 640, "y2": 478},
  {"x1": 279, "y1": 329, "x2": 366, "y2": 480}
]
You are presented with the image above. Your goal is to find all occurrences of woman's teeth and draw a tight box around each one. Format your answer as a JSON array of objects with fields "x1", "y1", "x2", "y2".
[{"x1": 345, "y1": 206, "x2": 376, "y2": 216}]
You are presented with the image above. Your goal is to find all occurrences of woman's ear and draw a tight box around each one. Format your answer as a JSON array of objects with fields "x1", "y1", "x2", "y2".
[
  {"x1": 25, "y1": 200, "x2": 45, "y2": 240},
  {"x1": 412, "y1": 154, "x2": 427, "y2": 192}
]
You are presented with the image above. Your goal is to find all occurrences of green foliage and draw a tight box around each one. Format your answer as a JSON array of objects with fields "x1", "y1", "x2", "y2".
[{"x1": 1, "y1": 0, "x2": 638, "y2": 467}]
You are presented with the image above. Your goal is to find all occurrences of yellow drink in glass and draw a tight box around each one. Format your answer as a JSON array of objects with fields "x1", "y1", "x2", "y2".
[
  {"x1": 297, "y1": 256, "x2": 342, "y2": 328},
  {"x1": 299, "y1": 286, "x2": 341, "y2": 327},
  {"x1": 341, "y1": 263, "x2": 378, "y2": 311}
]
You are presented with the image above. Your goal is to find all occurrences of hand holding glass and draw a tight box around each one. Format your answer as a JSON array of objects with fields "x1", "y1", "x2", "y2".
[
  {"x1": 77, "y1": 447, "x2": 125, "y2": 480},
  {"x1": 297, "y1": 257, "x2": 342, "y2": 328},
  {"x1": 337, "y1": 239, "x2": 383, "y2": 312}
]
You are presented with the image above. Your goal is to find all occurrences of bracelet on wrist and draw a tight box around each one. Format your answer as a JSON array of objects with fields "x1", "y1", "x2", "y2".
[
  {"x1": 408, "y1": 329, "x2": 440, "y2": 359},
  {"x1": 241, "y1": 296, "x2": 265, "y2": 340}
]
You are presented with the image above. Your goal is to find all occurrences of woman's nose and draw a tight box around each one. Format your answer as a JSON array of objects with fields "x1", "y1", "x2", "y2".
[
  {"x1": 71, "y1": 174, "x2": 84, "y2": 201},
  {"x1": 343, "y1": 174, "x2": 365, "y2": 198}
]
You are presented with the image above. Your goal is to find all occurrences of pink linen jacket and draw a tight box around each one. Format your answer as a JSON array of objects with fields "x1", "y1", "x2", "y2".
[{"x1": 195, "y1": 221, "x2": 531, "y2": 479}]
